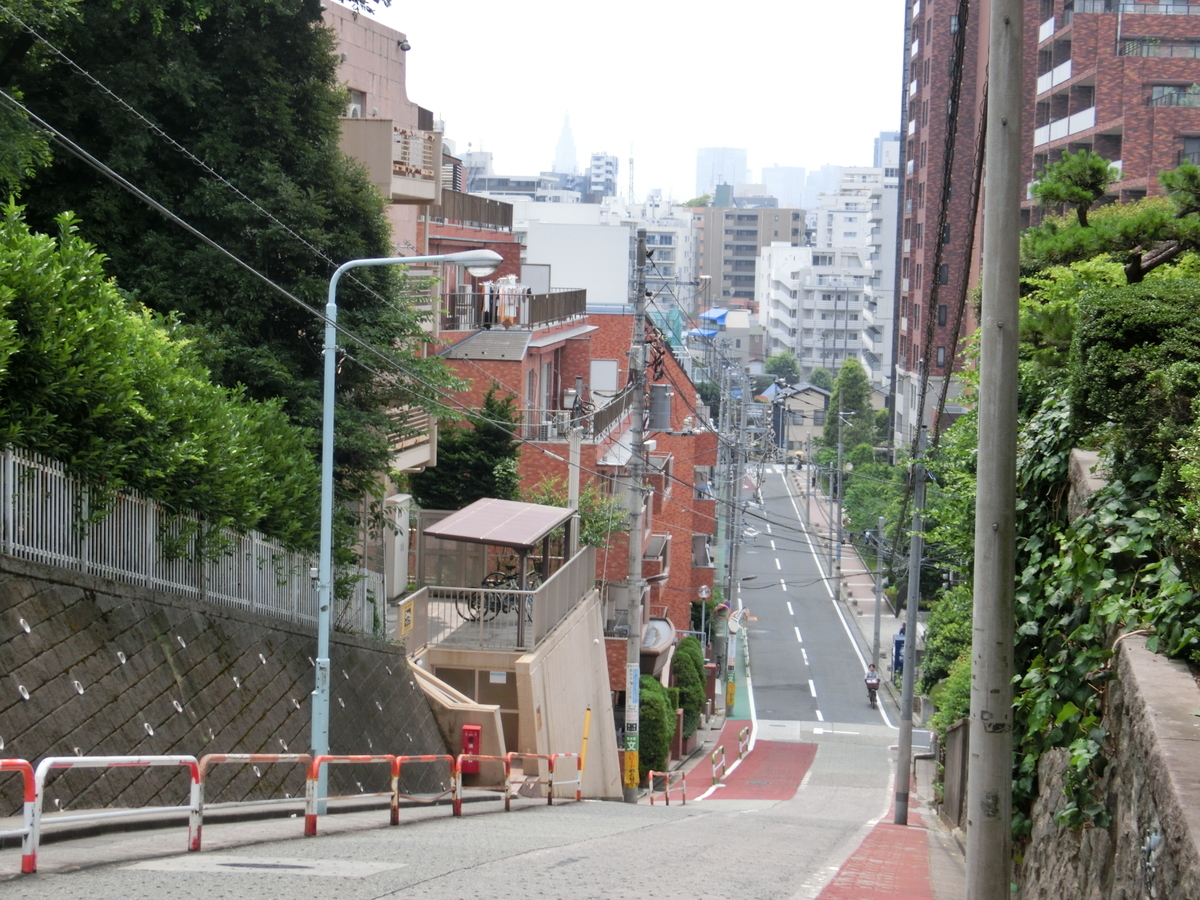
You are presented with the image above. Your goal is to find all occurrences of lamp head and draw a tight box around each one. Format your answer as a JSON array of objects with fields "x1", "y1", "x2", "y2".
[{"x1": 443, "y1": 248, "x2": 504, "y2": 278}]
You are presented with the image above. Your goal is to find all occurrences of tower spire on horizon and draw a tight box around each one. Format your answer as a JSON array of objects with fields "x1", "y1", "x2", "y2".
[{"x1": 553, "y1": 114, "x2": 577, "y2": 175}]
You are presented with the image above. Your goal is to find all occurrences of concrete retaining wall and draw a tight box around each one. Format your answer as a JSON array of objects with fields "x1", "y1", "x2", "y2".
[
  {"x1": 0, "y1": 555, "x2": 448, "y2": 817},
  {"x1": 1018, "y1": 637, "x2": 1200, "y2": 899}
]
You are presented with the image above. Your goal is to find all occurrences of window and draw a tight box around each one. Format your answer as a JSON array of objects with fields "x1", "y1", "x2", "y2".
[
  {"x1": 693, "y1": 466, "x2": 713, "y2": 499},
  {"x1": 814, "y1": 254, "x2": 834, "y2": 266},
  {"x1": 937, "y1": 346, "x2": 947, "y2": 368},
  {"x1": 843, "y1": 231, "x2": 858, "y2": 238},
  {"x1": 949, "y1": 14, "x2": 959, "y2": 33},
  {"x1": 939, "y1": 264, "x2": 949, "y2": 284},
  {"x1": 938, "y1": 304, "x2": 948, "y2": 326},
  {"x1": 813, "y1": 410, "x2": 827, "y2": 426},
  {"x1": 942, "y1": 222, "x2": 951, "y2": 244},
  {"x1": 346, "y1": 89, "x2": 366, "y2": 117}
]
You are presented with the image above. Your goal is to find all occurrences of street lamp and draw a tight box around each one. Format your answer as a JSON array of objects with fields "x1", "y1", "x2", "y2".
[{"x1": 312, "y1": 248, "x2": 502, "y2": 806}]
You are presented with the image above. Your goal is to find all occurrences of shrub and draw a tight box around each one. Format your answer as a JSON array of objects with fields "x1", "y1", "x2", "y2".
[
  {"x1": 637, "y1": 675, "x2": 672, "y2": 781},
  {"x1": 674, "y1": 636, "x2": 707, "y2": 738}
]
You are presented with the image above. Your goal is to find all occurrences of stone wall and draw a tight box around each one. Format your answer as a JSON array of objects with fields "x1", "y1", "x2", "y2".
[
  {"x1": 1018, "y1": 637, "x2": 1200, "y2": 899},
  {"x1": 0, "y1": 555, "x2": 449, "y2": 817}
]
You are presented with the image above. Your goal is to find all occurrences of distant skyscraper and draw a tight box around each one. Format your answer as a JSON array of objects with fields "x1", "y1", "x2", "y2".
[
  {"x1": 553, "y1": 115, "x2": 577, "y2": 174},
  {"x1": 696, "y1": 148, "x2": 747, "y2": 199},
  {"x1": 761, "y1": 166, "x2": 806, "y2": 208}
]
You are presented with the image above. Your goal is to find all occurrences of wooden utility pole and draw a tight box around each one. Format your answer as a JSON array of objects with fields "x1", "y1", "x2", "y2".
[
  {"x1": 622, "y1": 229, "x2": 648, "y2": 803},
  {"x1": 968, "y1": 0, "x2": 1021, "y2": 893}
]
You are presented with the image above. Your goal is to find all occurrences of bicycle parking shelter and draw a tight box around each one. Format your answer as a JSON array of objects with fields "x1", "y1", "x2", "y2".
[{"x1": 422, "y1": 497, "x2": 578, "y2": 590}]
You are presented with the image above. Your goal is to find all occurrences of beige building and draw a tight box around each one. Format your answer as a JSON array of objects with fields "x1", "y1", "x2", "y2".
[{"x1": 695, "y1": 206, "x2": 805, "y2": 309}]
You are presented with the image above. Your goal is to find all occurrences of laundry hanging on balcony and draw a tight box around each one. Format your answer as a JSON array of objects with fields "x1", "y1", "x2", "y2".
[{"x1": 481, "y1": 275, "x2": 531, "y2": 328}]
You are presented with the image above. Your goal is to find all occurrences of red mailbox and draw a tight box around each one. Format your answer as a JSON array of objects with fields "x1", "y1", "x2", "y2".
[{"x1": 460, "y1": 724, "x2": 482, "y2": 774}]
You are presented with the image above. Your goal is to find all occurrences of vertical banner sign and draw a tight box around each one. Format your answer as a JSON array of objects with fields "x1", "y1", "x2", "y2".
[{"x1": 623, "y1": 663, "x2": 640, "y2": 788}]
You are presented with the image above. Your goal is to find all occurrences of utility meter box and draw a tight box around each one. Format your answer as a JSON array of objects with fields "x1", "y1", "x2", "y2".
[{"x1": 460, "y1": 724, "x2": 482, "y2": 773}]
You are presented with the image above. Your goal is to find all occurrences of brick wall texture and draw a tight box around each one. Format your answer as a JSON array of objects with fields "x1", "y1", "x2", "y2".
[{"x1": 0, "y1": 555, "x2": 448, "y2": 817}]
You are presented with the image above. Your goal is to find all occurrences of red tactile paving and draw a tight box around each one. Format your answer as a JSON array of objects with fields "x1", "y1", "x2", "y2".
[{"x1": 817, "y1": 811, "x2": 937, "y2": 900}]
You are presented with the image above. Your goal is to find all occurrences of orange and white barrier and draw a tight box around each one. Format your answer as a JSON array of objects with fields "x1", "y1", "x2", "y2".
[
  {"x1": 0, "y1": 759, "x2": 36, "y2": 873},
  {"x1": 647, "y1": 770, "x2": 686, "y2": 806},
  {"x1": 193, "y1": 753, "x2": 311, "y2": 849},
  {"x1": 504, "y1": 752, "x2": 583, "y2": 805},
  {"x1": 29, "y1": 755, "x2": 201, "y2": 873},
  {"x1": 453, "y1": 754, "x2": 510, "y2": 814},
  {"x1": 304, "y1": 754, "x2": 398, "y2": 835}
]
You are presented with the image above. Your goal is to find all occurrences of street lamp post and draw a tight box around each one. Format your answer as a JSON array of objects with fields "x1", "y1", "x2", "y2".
[{"x1": 313, "y1": 248, "x2": 502, "y2": 807}]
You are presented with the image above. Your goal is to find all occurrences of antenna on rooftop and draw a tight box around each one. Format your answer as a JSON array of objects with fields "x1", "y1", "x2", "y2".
[{"x1": 628, "y1": 143, "x2": 635, "y2": 205}]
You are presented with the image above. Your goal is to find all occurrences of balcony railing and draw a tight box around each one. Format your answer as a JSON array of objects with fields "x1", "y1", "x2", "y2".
[
  {"x1": 1036, "y1": 60, "x2": 1072, "y2": 94},
  {"x1": 1070, "y1": 1, "x2": 1200, "y2": 14},
  {"x1": 392, "y1": 128, "x2": 441, "y2": 202},
  {"x1": 407, "y1": 546, "x2": 597, "y2": 652},
  {"x1": 1033, "y1": 106, "x2": 1096, "y2": 147},
  {"x1": 508, "y1": 384, "x2": 635, "y2": 445},
  {"x1": 439, "y1": 288, "x2": 586, "y2": 332},
  {"x1": 1149, "y1": 88, "x2": 1200, "y2": 106}
]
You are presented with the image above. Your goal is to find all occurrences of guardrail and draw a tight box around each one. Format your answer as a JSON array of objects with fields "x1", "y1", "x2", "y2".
[
  {"x1": 711, "y1": 745, "x2": 727, "y2": 786},
  {"x1": 304, "y1": 755, "x2": 402, "y2": 835},
  {"x1": 453, "y1": 754, "x2": 511, "y2": 814},
  {"x1": 738, "y1": 727, "x2": 751, "y2": 760},
  {"x1": 0, "y1": 760, "x2": 35, "y2": 873},
  {"x1": 505, "y1": 752, "x2": 583, "y2": 805},
  {"x1": 29, "y1": 755, "x2": 201, "y2": 873},
  {"x1": 648, "y1": 770, "x2": 687, "y2": 806},
  {"x1": 4, "y1": 747, "x2": 577, "y2": 875},
  {"x1": 194, "y1": 753, "x2": 311, "y2": 848}
]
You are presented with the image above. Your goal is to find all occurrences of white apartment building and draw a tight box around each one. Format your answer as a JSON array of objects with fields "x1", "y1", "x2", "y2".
[
  {"x1": 758, "y1": 167, "x2": 897, "y2": 386},
  {"x1": 588, "y1": 153, "x2": 619, "y2": 198}
]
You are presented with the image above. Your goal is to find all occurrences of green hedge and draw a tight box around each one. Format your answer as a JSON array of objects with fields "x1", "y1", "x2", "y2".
[
  {"x1": 674, "y1": 636, "x2": 707, "y2": 738},
  {"x1": 638, "y1": 675, "x2": 672, "y2": 781}
]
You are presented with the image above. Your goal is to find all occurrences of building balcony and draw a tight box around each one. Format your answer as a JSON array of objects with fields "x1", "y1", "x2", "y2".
[
  {"x1": 1072, "y1": 1, "x2": 1200, "y2": 15},
  {"x1": 439, "y1": 288, "x2": 587, "y2": 332},
  {"x1": 1039, "y1": 16, "x2": 1056, "y2": 41},
  {"x1": 511, "y1": 385, "x2": 635, "y2": 445},
  {"x1": 338, "y1": 118, "x2": 442, "y2": 204},
  {"x1": 1033, "y1": 106, "x2": 1095, "y2": 147},
  {"x1": 1036, "y1": 59, "x2": 1072, "y2": 94}
]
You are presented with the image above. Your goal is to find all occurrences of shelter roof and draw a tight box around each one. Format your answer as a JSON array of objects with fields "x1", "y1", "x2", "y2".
[{"x1": 422, "y1": 498, "x2": 574, "y2": 549}]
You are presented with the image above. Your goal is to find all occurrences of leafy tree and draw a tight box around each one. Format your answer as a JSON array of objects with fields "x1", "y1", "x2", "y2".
[
  {"x1": 1022, "y1": 165, "x2": 1200, "y2": 284},
  {"x1": 0, "y1": 202, "x2": 319, "y2": 547},
  {"x1": 808, "y1": 367, "x2": 834, "y2": 392},
  {"x1": 9, "y1": 0, "x2": 452, "y2": 507},
  {"x1": 1030, "y1": 149, "x2": 1119, "y2": 228},
  {"x1": 918, "y1": 585, "x2": 973, "y2": 693},
  {"x1": 521, "y1": 476, "x2": 628, "y2": 548},
  {"x1": 824, "y1": 357, "x2": 874, "y2": 451},
  {"x1": 681, "y1": 194, "x2": 711, "y2": 207},
  {"x1": 764, "y1": 351, "x2": 800, "y2": 383},
  {"x1": 408, "y1": 387, "x2": 521, "y2": 510}
]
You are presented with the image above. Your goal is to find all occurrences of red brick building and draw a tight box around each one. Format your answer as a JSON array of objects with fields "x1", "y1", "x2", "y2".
[
  {"x1": 894, "y1": 0, "x2": 1200, "y2": 447},
  {"x1": 437, "y1": 305, "x2": 718, "y2": 692}
]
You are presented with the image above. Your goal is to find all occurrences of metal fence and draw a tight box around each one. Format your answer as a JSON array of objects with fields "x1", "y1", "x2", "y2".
[{"x1": 0, "y1": 448, "x2": 385, "y2": 636}]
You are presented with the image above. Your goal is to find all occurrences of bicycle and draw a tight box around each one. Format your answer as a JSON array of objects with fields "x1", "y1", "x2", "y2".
[
  {"x1": 481, "y1": 565, "x2": 541, "y2": 623},
  {"x1": 866, "y1": 674, "x2": 881, "y2": 709}
]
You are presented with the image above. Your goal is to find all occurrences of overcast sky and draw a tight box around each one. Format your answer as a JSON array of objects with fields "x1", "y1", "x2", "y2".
[{"x1": 370, "y1": 1, "x2": 907, "y2": 203}]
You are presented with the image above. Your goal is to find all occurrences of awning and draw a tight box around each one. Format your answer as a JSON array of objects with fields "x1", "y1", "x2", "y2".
[
  {"x1": 687, "y1": 328, "x2": 718, "y2": 338},
  {"x1": 423, "y1": 498, "x2": 574, "y2": 549},
  {"x1": 698, "y1": 308, "x2": 728, "y2": 323}
]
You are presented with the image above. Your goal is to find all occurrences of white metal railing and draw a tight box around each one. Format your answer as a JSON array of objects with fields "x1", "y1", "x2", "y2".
[
  {"x1": 0, "y1": 448, "x2": 385, "y2": 636},
  {"x1": 1039, "y1": 16, "x2": 1056, "y2": 41},
  {"x1": 409, "y1": 547, "x2": 596, "y2": 652},
  {"x1": 1035, "y1": 106, "x2": 1096, "y2": 146}
]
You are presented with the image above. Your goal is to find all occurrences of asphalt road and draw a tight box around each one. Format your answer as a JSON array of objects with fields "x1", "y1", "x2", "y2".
[{"x1": 736, "y1": 464, "x2": 893, "y2": 727}]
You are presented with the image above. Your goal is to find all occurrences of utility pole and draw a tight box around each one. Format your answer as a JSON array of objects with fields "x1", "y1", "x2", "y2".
[
  {"x1": 622, "y1": 229, "x2": 648, "y2": 803},
  {"x1": 872, "y1": 515, "x2": 886, "y2": 670},
  {"x1": 968, "y1": 0, "x2": 1021, "y2": 892},
  {"x1": 895, "y1": 425, "x2": 926, "y2": 825}
]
